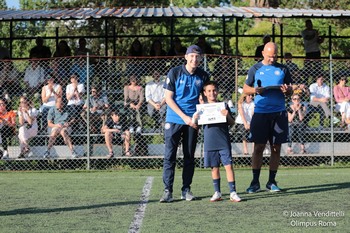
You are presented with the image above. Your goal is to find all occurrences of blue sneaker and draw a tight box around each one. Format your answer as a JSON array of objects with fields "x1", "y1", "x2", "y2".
[
  {"x1": 266, "y1": 183, "x2": 281, "y2": 192},
  {"x1": 246, "y1": 182, "x2": 261, "y2": 194}
]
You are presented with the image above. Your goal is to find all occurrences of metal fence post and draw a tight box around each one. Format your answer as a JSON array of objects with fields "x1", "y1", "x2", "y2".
[
  {"x1": 329, "y1": 54, "x2": 334, "y2": 167},
  {"x1": 86, "y1": 54, "x2": 90, "y2": 170}
]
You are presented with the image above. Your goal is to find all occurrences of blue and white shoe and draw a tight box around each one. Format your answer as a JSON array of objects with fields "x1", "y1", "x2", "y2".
[
  {"x1": 246, "y1": 182, "x2": 261, "y2": 194},
  {"x1": 266, "y1": 183, "x2": 281, "y2": 192}
]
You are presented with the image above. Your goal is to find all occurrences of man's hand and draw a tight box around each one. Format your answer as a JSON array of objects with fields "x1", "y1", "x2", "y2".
[
  {"x1": 183, "y1": 115, "x2": 197, "y2": 129},
  {"x1": 281, "y1": 84, "x2": 293, "y2": 96}
]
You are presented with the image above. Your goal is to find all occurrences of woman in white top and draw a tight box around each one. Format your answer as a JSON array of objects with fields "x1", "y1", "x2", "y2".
[
  {"x1": 235, "y1": 93, "x2": 254, "y2": 155},
  {"x1": 18, "y1": 96, "x2": 38, "y2": 158},
  {"x1": 41, "y1": 76, "x2": 62, "y2": 131},
  {"x1": 66, "y1": 73, "x2": 85, "y2": 126}
]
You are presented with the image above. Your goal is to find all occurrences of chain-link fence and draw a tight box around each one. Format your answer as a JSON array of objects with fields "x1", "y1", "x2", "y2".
[{"x1": 0, "y1": 55, "x2": 349, "y2": 170}]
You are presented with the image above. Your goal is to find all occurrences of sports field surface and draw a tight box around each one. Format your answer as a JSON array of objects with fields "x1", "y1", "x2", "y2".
[{"x1": 0, "y1": 167, "x2": 349, "y2": 233}]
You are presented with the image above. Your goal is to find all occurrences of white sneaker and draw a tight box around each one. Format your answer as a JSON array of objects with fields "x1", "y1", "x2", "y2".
[
  {"x1": 136, "y1": 126, "x2": 142, "y2": 134},
  {"x1": 230, "y1": 191, "x2": 242, "y2": 202},
  {"x1": 129, "y1": 127, "x2": 134, "y2": 134},
  {"x1": 2, "y1": 150, "x2": 9, "y2": 159},
  {"x1": 72, "y1": 151, "x2": 79, "y2": 158},
  {"x1": 181, "y1": 188, "x2": 196, "y2": 201},
  {"x1": 210, "y1": 191, "x2": 222, "y2": 202}
]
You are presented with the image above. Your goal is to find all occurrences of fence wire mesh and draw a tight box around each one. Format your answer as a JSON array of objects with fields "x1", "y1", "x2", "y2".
[{"x1": 0, "y1": 55, "x2": 349, "y2": 170}]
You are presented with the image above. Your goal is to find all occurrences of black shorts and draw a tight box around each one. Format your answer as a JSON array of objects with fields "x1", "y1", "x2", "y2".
[{"x1": 249, "y1": 111, "x2": 289, "y2": 144}]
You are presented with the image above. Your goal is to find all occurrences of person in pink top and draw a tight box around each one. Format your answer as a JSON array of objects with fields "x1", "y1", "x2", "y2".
[{"x1": 333, "y1": 75, "x2": 350, "y2": 127}]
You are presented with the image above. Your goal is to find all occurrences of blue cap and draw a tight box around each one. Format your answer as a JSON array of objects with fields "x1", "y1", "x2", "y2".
[{"x1": 186, "y1": 45, "x2": 202, "y2": 55}]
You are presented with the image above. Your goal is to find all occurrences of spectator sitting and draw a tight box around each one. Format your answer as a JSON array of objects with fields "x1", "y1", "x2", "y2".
[
  {"x1": 235, "y1": 93, "x2": 254, "y2": 155},
  {"x1": 52, "y1": 40, "x2": 72, "y2": 86},
  {"x1": 128, "y1": 39, "x2": 144, "y2": 56},
  {"x1": 149, "y1": 39, "x2": 167, "y2": 57},
  {"x1": 333, "y1": 75, "x2": 350, "y2": 127},
  {"x1": 102, "y1": 110, "x2": 131, "y2": 158},
  {"x1": 284, "y1": 52, "x2": 300, "y2": 82},
  {"x1": 81, "y1": 86, "x2": 109, "y2": 133},
  {"x1": 70, "y1": 57, "x2": 93, "y2": 84},
  {"x1": 292, "y1": 82, "x2": 310, "y2": 103},
  {"x1": 43, "y1": 98, "x2": 79, "y2": 159},
  {"x1": 23, "y1": 56, "x2": 46, "y2": 96},
  {"x1": 286, "y1": 94, "x2": 307, "y2": 154},
  {"x1": 0, "y1": 59, "x2": 20, "y2": 97},
  {"x1": 0, "y1": 98, "x2": 16, "y2": 159},
  {"x1": 74, "y1": 37, "x2": 92, "y2": 56},
  {"x1": 0, "y1": 43, "x2": 10, "y2": 59},
  {"x1": 167, "y1": 37, "x2": 186, "y2": 56},
  {"x1": 145, "y1": 70, "x2": 166, "y2": 132},
  {"x1": 53, "y1": 40, "x2": 72, "y2": 58},
  {"x1": 66, "y1": 74, "x2": 85, "y2": 131},
  {"x1": 307, "y1": 74, "x2": 331, "y2": 128},
  {"x1": 254, "y1": 35, "x2": 271, "y2": 61},
  {"x1": 124, "y1": 74, "x2": 144, "y2": 134},
  {"x1": 41, "y1": 75, "x2": 62, "y2": 133},
  {"x1": 17, "y1": 96, "x2": 38, "y2": 158},
  {"x1": 29, "y1": 37, "x2": 52, "y2": 59},
  {"x1": 196, "y1": 36, "x2": 214, "y2": 54}
]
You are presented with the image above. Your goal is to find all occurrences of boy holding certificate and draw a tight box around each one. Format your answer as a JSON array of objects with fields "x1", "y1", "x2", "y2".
[{"x1": 194, "y1": 81, "x2": 241, "y2": 202}]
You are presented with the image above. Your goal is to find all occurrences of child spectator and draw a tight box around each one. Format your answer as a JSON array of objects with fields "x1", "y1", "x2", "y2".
[
  {"x1": 235, "y1": 93, "x2": 254, "y2": 155},
  {"x1": 193, "y1": 81, "x2": 241, "y2": 202},
  {"x1": 0, "y1": 98, "x2": 16, "y2": 159},
  {"x1": 102, "y1": 110, "x2": 131, "y2": 158},
  {"x1": 17, "y1": 96, "x2": 38, "y2": 158}
]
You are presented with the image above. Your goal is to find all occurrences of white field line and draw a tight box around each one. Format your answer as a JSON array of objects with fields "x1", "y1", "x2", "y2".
[{"x1": 128, "y1": 176, "x2": 154, "y2": 233}]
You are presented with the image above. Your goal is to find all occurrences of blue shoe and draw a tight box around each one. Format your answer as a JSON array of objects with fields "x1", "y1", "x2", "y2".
[
  {"x1": 266, "y1": 183, "x2": 281, "y2": 192},
  {"x1": 246, "y1": 182, "x2": 261, "y2": 194}
]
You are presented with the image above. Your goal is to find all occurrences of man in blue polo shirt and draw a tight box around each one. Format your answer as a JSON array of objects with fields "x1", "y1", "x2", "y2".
[
  {"x1": 160, "y1": 45, "x2": 209, "y2": 203},
  {"x1": 243, "y1": 42, "x2": 293, "y2": 193}
]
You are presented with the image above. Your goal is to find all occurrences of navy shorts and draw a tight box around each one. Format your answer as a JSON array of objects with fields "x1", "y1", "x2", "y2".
[
  {"x1": 249, "y1": 111, "x2": 289, "y2": 144},
  {"x1": 204, "y1": 149, "x2": 232, "y2": 168}
]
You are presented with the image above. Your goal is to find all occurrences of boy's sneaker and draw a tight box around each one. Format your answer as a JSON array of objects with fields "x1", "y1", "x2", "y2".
[
  {"x1": 210, "y1": 191, "x2": 222, "y2": 202},
  {"x1": 43, "y1": 150, "x2": 50, "y2": 159},
  {"x1": 181, "y1": 188, "x2": 196, "y2": 201},
  {"x1": 2, "y1": 150, "x2": 9, "y2": 159},
  {"x1": 159, "y1": 190, "x2": 173, "y2": 203},
  {"x1": 246, "y1": 182, "x2": 261, "y2": 194},
  {"x1": 266, "y1": 182, "x2": 281, "y2": 192},
  {"x1": 72, "y1": 151, "x2": 79, "y2": 158},
  {"x1": 230, "y1": 192, "x2": 242, "y2": 202}
]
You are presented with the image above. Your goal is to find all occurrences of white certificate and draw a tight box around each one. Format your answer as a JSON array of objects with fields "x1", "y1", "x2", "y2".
[{"x1": 196, "y1": 102, "x2": 227, "y2": 125}]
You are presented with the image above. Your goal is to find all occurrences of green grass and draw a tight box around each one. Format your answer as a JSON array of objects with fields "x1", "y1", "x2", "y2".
[{"x1": 0, "y1": 168, "x2": 349, "y2": 233}]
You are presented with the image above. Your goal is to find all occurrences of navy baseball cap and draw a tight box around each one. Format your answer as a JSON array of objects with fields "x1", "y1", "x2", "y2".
[{"x1": 186, "y1": 45, "x2": 202, "y2": 55}]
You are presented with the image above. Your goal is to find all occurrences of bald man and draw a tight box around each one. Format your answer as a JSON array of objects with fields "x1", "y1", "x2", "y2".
[{"x1": 243, "y1": 42, "x2": 293, "y2": 193}]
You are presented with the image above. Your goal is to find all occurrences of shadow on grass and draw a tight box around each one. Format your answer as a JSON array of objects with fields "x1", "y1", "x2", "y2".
[
  {"x1": 241, "y1": 182, "x2": 350, "y2": 201},
  {"x1": 0, "y1": 199, "x2": 160, "y2": 216}
]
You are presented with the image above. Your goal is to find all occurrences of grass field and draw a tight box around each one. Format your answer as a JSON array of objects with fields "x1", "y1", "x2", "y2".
[{"x1": 0, "y1": 167, "x2": 349, "y2": 233}]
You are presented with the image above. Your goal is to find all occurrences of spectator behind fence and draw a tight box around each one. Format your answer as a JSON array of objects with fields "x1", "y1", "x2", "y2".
[
  {"x1": 66, "y1": 74, "x2": 85, "y2": 131},
  {"x1": 307, "y1": 74, "x2": 331, "y2": 128},
  {"x1": 284, "y1": 52, "x2": 301, "y2": 82},
  {"x1": 0, "y1": 98, "x2": 16, "y2": 159},
  {"x1": 81, "y1": 86, "x2": 109, "y2": 134},
  {"x1": 333, "y1": 75, "x2": 350, "y2": 128},
  {"x1": 52, "y1": 40, "x2": 72, "y2": 86},
  {"x1": 0, "y1": 59, "x2": 20, "y2": 97},
  {"x1": 29, "y1": 37, "x2": 52, "y2": 59},
  {"x1": 213, "y1": 56, "x2": 236, "y2": 101},
  {"x1": 254, "y1": 35, "x2": 271, "y2": 62},
  {"x1": 124, "y1": 74, "x2": 144, "y2": 134},
  {"x1": 44, "y1": 98, "x2": 79, "y2": 159},
  {"x1": 287, "y1": 94, "x2": 307, "y2": 155},
  {"x1": 41, "y1": 75, "x2": 62, "y2": 133},
  {"x1": 301, "y1": 19, "x2": 324, "y2": 77},
  {"x1": 17, "y1": 96, "x2": 38, "y2": 158},
  {"x1": 102, "y1": 110, "x2": 131, "y2": 158},
  {"x1": 149, "y1": 39, "x2": 167, "y2": 56},
  {"x1": 235, "y1": 93, "x2": 254, "y2": 155},
  {"x1": 292, "y1": 82, "x2": 310, "y2": 103},
  {"x1": 192, "y1": 81, "x2": 241, "y2": 202},
  {"x1": 196, "y1": 36, "x2": 214, "y2": 54},
  {"x1": 74, "y1": 37, "x2": 92, "y2": 56},
  {"x1": 159, "y1": 45, "x2": 209, "y2": 203},
  {"x1": 23, "y1": 56, "x2": 46, "y2": 96},
  {"x1": 167, "y1": 37, "x2": 186, "y2": 56},
  {"x1": 145, "y1": 70, "x2": 166, "y2": 132},
  {"x1": 127, "y1": 39, "x2": 145, "y2": 76},
  {"x1": 70, "y1": 57, "x2": 93, "y2": 84},
  {"x1": 128, "y1": 39, "x2": 144, "y2": 57},
  {"x1": 0, "y1": 43, "x2": 10, "y2": 59}
]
